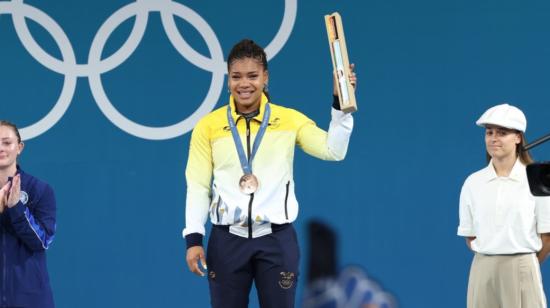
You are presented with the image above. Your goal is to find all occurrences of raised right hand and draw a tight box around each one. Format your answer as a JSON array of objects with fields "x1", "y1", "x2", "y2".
[{"x1": 186, "y1": 246, "x2": 207, "y2": 277}]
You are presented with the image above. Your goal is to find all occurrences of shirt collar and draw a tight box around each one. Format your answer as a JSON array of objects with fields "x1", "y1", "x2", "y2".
[
  {"x1": 483, "y1": 158, "x2": 525, "y2": 182},
  {"x1": 228, "y1": 94, "x2": 269, "y2": 123},
  {"x1": 509, "y1": 158, "x2": 526, "y2": 181}
]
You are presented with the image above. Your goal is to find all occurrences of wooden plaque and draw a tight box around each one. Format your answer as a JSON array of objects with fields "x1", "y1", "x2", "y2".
[{"x1": 325, "y1": 12, "x2": 357, "y2": 113}]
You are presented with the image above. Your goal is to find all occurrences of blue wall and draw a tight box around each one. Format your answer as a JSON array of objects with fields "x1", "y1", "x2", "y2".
[{"x1": 1, "y1": 0, "x2": 550, "y2": 307}]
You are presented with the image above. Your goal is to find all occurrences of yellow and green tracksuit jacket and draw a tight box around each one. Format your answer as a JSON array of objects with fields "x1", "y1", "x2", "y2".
[{"x1": 183, "y1": 94, "x2": 353, "y2": 242}]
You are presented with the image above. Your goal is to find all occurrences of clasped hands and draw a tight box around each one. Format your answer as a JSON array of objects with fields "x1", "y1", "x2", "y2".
[{"x1": 0, "y1": 174, "x2": 21, "y2": 214}]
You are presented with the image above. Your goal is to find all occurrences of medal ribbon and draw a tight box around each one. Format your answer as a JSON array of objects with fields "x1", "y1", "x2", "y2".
[{"x1": 227, "y1": 103, "x2": 271, "y2": 175}]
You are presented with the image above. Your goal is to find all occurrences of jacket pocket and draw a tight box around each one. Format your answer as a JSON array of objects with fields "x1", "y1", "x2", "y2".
[
  {"x1": 13, "y1": 256, "x2": 46, "y2": 293},
  {"x1": 284, "y1": 181, "x2": 290, "y2": 220}
]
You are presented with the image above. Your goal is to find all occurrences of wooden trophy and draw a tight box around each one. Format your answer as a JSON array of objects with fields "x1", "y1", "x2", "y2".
[{"x1": 325, "y1": 12, "x2": 357, "y2": 113}]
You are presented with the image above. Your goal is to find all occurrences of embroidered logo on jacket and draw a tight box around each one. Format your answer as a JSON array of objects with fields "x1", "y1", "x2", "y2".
[
  {"x1": 20, "y1": 191, "x2": 29, "y2": 205},
  {"x1": 269, "y1": 117, "x2": 281, "y2": 129},
  {"x1": 278, "y1": 271, "x2": 295, "y2": 289}
]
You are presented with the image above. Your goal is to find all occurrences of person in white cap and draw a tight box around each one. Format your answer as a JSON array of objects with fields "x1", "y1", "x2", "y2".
[{"x1": 457, "y1": 103, "x2": 550, "y2": 308}]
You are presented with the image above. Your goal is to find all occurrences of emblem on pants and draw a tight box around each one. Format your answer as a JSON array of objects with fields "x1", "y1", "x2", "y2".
[{"x1": 278, "y1": 272, "x2": 295, "y2": 289}]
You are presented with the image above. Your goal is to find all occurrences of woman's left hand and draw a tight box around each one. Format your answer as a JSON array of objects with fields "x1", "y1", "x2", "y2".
[
  {"x1": 6, "y1": 174, "x2": 21, "y2": 208},
  {"x1": 333, "y1": 63, "x2": 357, "y2": 96}
]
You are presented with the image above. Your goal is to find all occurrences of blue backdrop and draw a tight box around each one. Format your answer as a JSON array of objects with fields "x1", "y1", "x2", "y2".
[{"x1": 1, "y1": 0, "x2": 550, "y2": 307}]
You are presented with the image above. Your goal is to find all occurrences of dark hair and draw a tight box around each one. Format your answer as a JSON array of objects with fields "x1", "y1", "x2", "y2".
[
  {"x1": 227, "y1": 39, "x2": 270, "y2": 100},
  {"x1": 485, "y1": 131, "x2": 534, "y2": 165},
  {"x1": 0, "y1": 120, "x2": 22, "y2": 143},
  {"x1": 227, "y1": 39, "x2": 268, "y2": 71}
]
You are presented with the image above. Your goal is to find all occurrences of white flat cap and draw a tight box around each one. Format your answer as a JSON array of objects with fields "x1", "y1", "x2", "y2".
[{"x1": 476, "y1": 103, "x2": 527, "y2": 132}]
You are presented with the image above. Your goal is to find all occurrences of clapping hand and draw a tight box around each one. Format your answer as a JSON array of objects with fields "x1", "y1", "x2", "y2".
[
  {"x1": 1, "y1": 175, "x2": 21, "y2": 210},
  {"x1": 0, "y1": 182, "x2": 7, "y2": 213}
]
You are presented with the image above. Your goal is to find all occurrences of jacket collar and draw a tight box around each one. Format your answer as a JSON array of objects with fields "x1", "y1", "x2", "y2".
[{"x1": 228, "y1": 94, "x2": 269, "y2": 123}]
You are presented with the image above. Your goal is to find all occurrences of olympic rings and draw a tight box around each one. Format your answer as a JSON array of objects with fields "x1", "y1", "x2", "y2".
[{"x1": 0, "y1": 0, "x2": 297, "y2": 140}]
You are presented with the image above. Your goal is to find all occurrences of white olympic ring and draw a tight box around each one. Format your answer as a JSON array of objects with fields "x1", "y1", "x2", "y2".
[{"x1": 0, "y1": 0, "x2": 297, "y2": 140}]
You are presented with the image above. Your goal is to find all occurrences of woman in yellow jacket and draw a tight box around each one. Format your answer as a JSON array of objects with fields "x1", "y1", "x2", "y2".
[{"x1": 183, "y1": 39, "x2": 356, "y2": 308}]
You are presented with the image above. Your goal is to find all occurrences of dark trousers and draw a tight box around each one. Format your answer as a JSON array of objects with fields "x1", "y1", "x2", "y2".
[{"x1": 206, "y1": 224, "x2": 300, "y2": 308}]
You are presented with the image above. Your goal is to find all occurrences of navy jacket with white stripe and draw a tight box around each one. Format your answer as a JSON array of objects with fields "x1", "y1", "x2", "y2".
[{"x1": 0, "y1": 166, "x2": 56, "y2": 308}]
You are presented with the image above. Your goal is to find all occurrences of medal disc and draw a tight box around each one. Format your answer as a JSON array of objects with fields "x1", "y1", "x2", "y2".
[{"x1": 239, "y1": 174, "x2": 259, "y2": 194}]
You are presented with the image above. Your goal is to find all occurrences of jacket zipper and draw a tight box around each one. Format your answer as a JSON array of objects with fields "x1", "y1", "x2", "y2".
[
  {"x1": 2, "y1": 231, "x2": 6, "y2": 304},
  {"x1": 284, "y1": 181, "x2": 290, "y2": 220},
  {"x1": 246, "y1": 118, "x2": 253, "y2": 239},
  {"x1": 215, "y1": 195, "x2": 221, "y2": 223},
  {"x1": 247, "y1": 195, "x2": 254, "y2": 239}
]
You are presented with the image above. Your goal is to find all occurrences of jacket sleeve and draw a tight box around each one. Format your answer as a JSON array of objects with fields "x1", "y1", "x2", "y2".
[
  {"x1": 296, "y1": 107, "x2": 354, "y2": 161},
  {"x1": 182, "y1": 119, "x2": 213, "y2": 246},
  {"x1": 6, "y1": 184, "x2": 56, "y2": 251}
]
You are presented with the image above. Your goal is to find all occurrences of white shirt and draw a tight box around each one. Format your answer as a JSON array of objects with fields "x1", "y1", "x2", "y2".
[{"x1": 457, "y1": 159, "x2": 550, "y2": 255}]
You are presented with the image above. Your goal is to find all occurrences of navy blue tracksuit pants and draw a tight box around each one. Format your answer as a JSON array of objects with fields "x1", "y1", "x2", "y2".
[{"x1": 206, "y1": 224, "x2": 300, "y2": 308}]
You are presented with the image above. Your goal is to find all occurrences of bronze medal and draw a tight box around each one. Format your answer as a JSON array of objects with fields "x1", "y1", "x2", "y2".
[{"x1": 239, "y1": 174, "x2": 259, "y2": 195}]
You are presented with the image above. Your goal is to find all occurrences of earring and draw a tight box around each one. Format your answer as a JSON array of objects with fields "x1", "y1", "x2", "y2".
[
  {"x1": 264, "y1": 83, "x2": 269, "y2": 92},
  {"x1": 227, "y1": 88, "x2": 231, "y2": 94}
]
